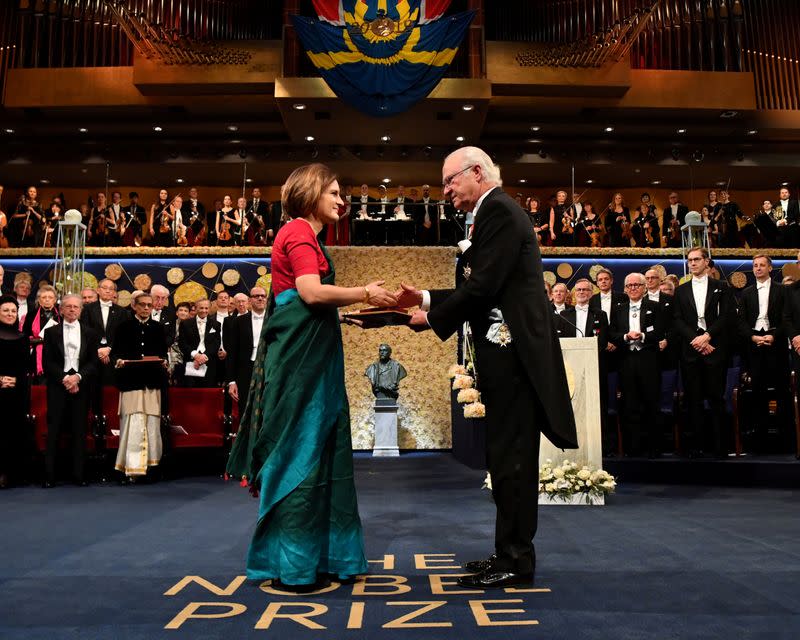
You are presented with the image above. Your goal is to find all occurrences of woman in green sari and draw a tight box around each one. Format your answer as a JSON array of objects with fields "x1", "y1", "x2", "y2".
[{"x1": 227, "y1": 163, "x2": 396, "y2": 592}]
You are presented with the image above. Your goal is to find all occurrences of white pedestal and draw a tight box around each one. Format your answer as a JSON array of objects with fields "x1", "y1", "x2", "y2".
[
  {"x1": 373, "y1": 400, "x2": 400, "y2": 457},
  {"x1": 538, "y1": 337, "x2": 605, "y2": 505}
]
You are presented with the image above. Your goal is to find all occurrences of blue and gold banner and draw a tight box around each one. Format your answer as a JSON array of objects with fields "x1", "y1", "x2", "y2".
[{"x1": 292, "y1": 1, "x2": 475, "y2": 117}]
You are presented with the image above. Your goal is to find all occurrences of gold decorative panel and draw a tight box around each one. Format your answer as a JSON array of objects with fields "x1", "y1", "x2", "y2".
[{"x1": 328, "y1": 247, "x2": 458, "y2": 450}]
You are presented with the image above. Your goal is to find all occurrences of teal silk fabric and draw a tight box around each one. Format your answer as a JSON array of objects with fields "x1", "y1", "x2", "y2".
[{"x1": 226, "y1": 260, "x2": 367, "y2": 585}]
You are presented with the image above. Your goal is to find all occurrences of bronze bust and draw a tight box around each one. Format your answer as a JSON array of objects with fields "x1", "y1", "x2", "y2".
[{"x1": 365, "y1": 343, "x2": 407, "y2": 400}]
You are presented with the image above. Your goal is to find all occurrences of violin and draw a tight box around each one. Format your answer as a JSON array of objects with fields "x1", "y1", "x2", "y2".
[
  {"x1": 644, "y1": 220, "x2": 654, "y2": 246},
  {"x1": 159, "y1": 208, "x2": 172, "y2": 234},
  {"x1": 218, "y1": 213, "x2": 232, "y2": 242},
  {"x1": 669, "y1": 217, "x2": 681, "y2": 242},
  {"x1": 560, "y1": 205, "x2": 574, "y2": 235},
  {"x1": 176, "y1": 226, "x2": 188, "y2": 246}
]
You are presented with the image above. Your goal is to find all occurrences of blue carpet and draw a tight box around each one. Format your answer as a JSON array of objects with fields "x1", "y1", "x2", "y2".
[{"x1": 1, "y1": 454, "x2": 798, "y2": 639}]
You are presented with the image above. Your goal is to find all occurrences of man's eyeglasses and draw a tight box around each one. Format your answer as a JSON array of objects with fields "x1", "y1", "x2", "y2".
[
  {"x1": 251, "y1": 294, "x2": 267, "y2": 298},
  {"x1": 625, "y1": 283, "x2": 644, "y2": 289},
  {"x1": 442, "y1": 165, "x2": 475, "y2": 189}
]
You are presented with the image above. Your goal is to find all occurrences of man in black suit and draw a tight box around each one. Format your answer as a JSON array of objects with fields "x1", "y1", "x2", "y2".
[
  {"x1": 42, "y1": 294, "x2": 98, "y2": 487},
  {"x1": 556, "y1": 278, "x2": 608, "y2": 348},
  {"x1": 149, "y1": 284, "x2": 176, "y2": 348},
  {"x1": 645, "y1": 268, "x2": 677, "y2": 371},
  {"x1": 226, "y1": 287, "x2": 267, "y2": 416},
  {"x1": 181, "y1": 187, "x2": 206, "y2": 244},
  {"x1": 784, "y1": 273, "x2": 800, "y2": 376},
  {"x1": 610, "y1": 273, "x2": 664, "y2": 457},
  {"x1": 178, "y1": 298, "x2": 221, "y2": 388},
  {"x1": 673, "y1": 246, "x2": 736, "y2": 458},
  {"x1": 122, "y1": 192, "x2": 147, "y2": 246},
  {"x1": 776, "y1": 186, "x2": 800, "y2": 248},
  {"x1": 414, "y1": 184, "x2": 437, "y2": 246},
  {"x1": 81, "y1": 278, "x2": 127, "y2": 418},
  {"x1": 398, "y1": 146, "x2": 577, "y2": 589},
  {"x1": 662, "y1": 191, "x2": 689, "y2": 237},
  {"x1": 269, "y1": 199, "x2": 286, "y2": 245},
  {"x1": 589, "y1": 268, "x2": 628, "y2": 454},
  {"x1": 738, "y1": 255, "x2": 789, "y2": 452}
]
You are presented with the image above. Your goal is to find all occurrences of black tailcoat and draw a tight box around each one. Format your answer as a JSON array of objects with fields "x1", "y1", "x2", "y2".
[
  {"x1": 427, "y1": 188, "x2": 577, "y2": 450},
  {"x1": 178, "y1": 316, "x2": 222, "y2": 386}
]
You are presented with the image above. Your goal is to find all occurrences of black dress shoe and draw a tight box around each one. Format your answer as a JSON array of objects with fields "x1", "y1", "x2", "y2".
[
  {"x1": 457, "y1": 569, "x2": 533, "y2": 589},
  {"x1": 464, "y1": 554, "x2": 497, "y2": 574}
]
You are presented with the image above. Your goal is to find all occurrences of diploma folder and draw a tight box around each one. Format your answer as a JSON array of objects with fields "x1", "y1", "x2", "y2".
[{"x1": 343, "y1": 307, "x2": 411, "y2": 328}]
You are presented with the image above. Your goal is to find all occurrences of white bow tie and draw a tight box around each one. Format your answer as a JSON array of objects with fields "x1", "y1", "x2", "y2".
[{"x1": 64, "y1": 321, "x2": 79, "y2": 329}]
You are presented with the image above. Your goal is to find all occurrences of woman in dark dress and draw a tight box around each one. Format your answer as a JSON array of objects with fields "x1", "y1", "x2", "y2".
[
  {"x1": 9, "y1": 186, "x2": 44, "y2": 248},
  {"x1": 0, "y1": 296, "x2": 31, "y2": 488},
  {"x1": 227, "y1": 163, "x2": 396, "y2": 591},
  {"x1": 549, "y1": 189, "x2": 574, "y2": 247},
  {"x1": 149, "y1": 189, "x2": 174, "y2": 247},
  {"x1": 605, "y1": 192, "x2": 631, "y2": 247},
  {"x1": 527, "y1": 196, "x2": 551, "y2": 247},
  {"x1": 216, "y1": 195, "x2": 240, "y2": 247}
]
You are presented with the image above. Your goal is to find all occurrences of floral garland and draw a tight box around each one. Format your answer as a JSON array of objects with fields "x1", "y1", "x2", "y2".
[{"x1": 448, "y1": 364, "x2": 485, "y2": 418}]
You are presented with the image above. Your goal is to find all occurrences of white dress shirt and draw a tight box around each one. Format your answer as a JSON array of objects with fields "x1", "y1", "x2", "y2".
[
  {"x1": 151, "y1": 309, "x2": 161, "y2": 322},
  {"x1": 250, "y1": 312, "x2": 265, "y2": 361},
  {"x1": 628, "y1": 302, "x2": 642, "y2": 350},
  {"x1": 599, "y1": 292, "x2": 612, "y2": 322},
  {"x1": 554, "y1": 303, "x2": 566, "y2": 314},
  {"x1": 194, "y1": 317, "x2": 207, "y2": 355},
  {"x1": 17, "y1": 297, "x2": 28, "y2": 328},
  {"x1": 63, "y1": 320, "x2": 81, "y2": 374},
  {"x1": 647, "y1": 290, "x2": 660, "y2": 302},
  {"x1": 360, "y1": 194, "x2": 369, "y2": 216},
  {"x1": 100, "y1": 299, "x2": 112, "y2": 329},
  {"x1": 780, "y1": 198, "x2": 789, "y2": 212},
  {"x1": 755, "y1": 279, "x2": 771, "y2": 331},
  {"x1": 575, "y1": 304, "x2": 589, "y2": 336},
  {"x1": 691, "y1": 276, "x2": 709, "y2": 331}
]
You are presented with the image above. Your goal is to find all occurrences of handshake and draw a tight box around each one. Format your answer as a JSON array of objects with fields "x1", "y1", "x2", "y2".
[{"x1": 358, "y1": 281, "x2": 431, "y2": 331}]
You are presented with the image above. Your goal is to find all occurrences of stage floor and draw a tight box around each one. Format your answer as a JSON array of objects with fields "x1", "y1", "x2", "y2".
[{"x1": 1, "y1": 453, "x2": 798, "y2": 639}]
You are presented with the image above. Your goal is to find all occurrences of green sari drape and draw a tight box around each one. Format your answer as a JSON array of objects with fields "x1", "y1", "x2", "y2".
[{"x1": 227, "y1": 257, "x2": 367, "y2": 585}]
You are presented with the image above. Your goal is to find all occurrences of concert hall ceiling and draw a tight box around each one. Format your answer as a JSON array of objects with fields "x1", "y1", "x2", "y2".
[{"x1": 1, "y1": 0, "x2": 799, "y2": 190}]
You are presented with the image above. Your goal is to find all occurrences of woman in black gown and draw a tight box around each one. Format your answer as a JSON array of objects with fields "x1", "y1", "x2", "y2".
[{"x1": 0, "y1": 296, "x2": 31, "y2": 488}]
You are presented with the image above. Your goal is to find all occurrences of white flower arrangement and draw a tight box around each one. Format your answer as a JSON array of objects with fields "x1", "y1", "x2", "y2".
[
  {"x1": 537, "y1": 459, "x2": 617, "y2": 504},
  {"x1": 481, "y1": 460, "x2": 616, "y2": 506},
  {"x1": 452, "y1": 374, "x2": 475, "y2": 390}
]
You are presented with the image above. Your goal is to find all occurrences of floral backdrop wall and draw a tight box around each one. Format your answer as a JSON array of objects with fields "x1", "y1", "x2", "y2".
[{"x1": 329, "y1": 247, "x2": 458, "y2": 450}]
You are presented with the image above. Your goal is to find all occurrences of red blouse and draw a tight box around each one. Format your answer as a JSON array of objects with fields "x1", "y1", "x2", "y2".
[{"x1": 270, "y1": 218, "x2": 330, "y2": 296}]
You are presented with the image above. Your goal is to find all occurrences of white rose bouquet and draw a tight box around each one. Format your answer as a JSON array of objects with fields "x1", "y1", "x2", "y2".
[{"x1": 537, "y1": 459, "x2": 617, "y2": 504}]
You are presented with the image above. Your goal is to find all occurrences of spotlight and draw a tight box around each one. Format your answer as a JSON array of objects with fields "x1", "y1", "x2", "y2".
[
  {"x1": 382, "y1": 177, "x2": 391, "y2": 184},
  {"x1": 380, "y1": 135, "x2": 391, "y2": 142},
  {"x1": 79, "y1": 127, "x2": 88, "y2": 133},
  {"x1": 519, "y1": 179, "x2": 527, "y2": 184},
  {"x1": 691, "y1": 149, "x2": 704, "y2": 163},
  {"x1": 651, "y1": 180, "x2": 661, "y2": 185},
  {"x1": 245, "y1": 178, "x2": 253, "y2": 183},
  {"x1": 530, "y1": 125, "x2": 541, "y2": 132},
  {"x1": 176, "y1": 178, "x2": 184, "y2": 184},
  {"x1": 747, "y1": 129, "x2": 758, "y2": 135},
  {"x1": 153, "y1": 126, "x2": 163, "y2": 132},
  {"x1": 586, "y1": 179, "x2": 594, "y2": 184},
  {"x1": 677, "y1": 128, "x2": 686, "y2": 134},
  {"x1": 462, "y1": 104, "x2": 475, "y2": 111},
  {"x1": 4, "y1": 128, "x2": 14, "y2": 134},
  {"x1": 40, "y1": 178, "x2": 50, "y2": 184},
  {"x1": 293, "y1": 103, "x2": 307, "y2": 110},
  {"x1": 456, "y1": 136, "x2": 465, "y2": 142},
  {"x1": 604, "y1": 126, "x2": 614, "y2": 133},
  {"x1": 305, "y1": 135, "x2": 315, "y2": 142}
]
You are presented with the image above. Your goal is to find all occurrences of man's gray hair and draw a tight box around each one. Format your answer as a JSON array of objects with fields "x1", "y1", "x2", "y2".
[
  {"x1": 150, "y1": 284, "x2": 169, "y2": 297},
  {"x1": 447, "y1": 146, "x2": 503, "y2": 186},
  {"x1": 60, "y1": 293, "x2": 83, "y2": 306},
  {"x1": 625, "y1": 272, "x2": 646, "y2": 285}
]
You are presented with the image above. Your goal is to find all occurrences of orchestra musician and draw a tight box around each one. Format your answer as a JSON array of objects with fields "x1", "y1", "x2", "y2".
[
  {"x1": 10, "y1": 186, "x2": 44, "y2": 248},
  {"x1": 121, "y1": 192, "x2": 147, "y2": 247},
  {"x1": 216, "y1": 195, "x2": 238, "y2": 247},
  {"x1": 181, "y1": 187, "x2": 206, "y2": 246},
  {"x1": 605, "y1": 192, "x2": 631, "y2": 247},
  {"x1": 42, "y1": 201, "x2": 62, "y2": 248},
  {"x1": 549, "y1": 190, "x2": 574, "y2": 246},
  {"x1": 88, "y1": 192, "x2": 109, "y2": 247},
  {"x1": 718, "y1": 190, "x2": 747, "y2": 248},
  {"x1": 775, "y1": 186, "x2": 799, "y2": 248},
  {"x1": 632, "y1": 203, "x2": 660, "y2": 248},
  {"x1": 527, "y1": 196, "x2": 550, "y2": 246},
  {"x1": 574, "y1": 201, "x2": 603, "y2": 248},
  {"x1": 247, "y1": 187, "x2": 270, "y2": 243},
  {"x1": 0, "y1": 185, "x2": 7, "y2": 249},
  {"x1": 105, "y1": 191, "x2": 123, "y2": 247},
  {"x1": 149, "y1": 189, "x2": 174, "y2": 247}
]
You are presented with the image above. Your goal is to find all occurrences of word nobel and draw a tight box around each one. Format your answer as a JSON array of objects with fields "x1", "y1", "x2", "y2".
[{"x1": 164, "y1": 554, "x2": 551, "y2": 630}]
